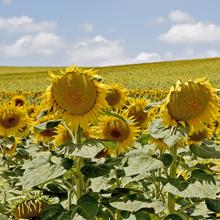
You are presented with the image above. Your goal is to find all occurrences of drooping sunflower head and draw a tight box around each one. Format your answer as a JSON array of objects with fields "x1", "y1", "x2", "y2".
[
  {"x1": 11, "y1": 94, "x2": 27, "y2": 107},
  {"x1": 149, "y1": 137, "x2": 169, "y2": 153},
  {"x1": 0, "y1": 103, "x2": 32, "y2": 137},
  {"x1": 160, "y1": 78, "x2": 219, "y2": 133},
  {"x1": 43, "y1": 66, "x2": 108, "y2": 130},
  {"x1": 0, "y1": 136, "x2": 19, "y2": 155},
  {"x1": 90, "y1": 113, "x2": 139, "y2": 156},
  {"x1": 34, "y1": 114, "x2": 57, "y2": 143},
  {"x1": 105, "y1": 84, "x2": 127, "y2": 110},
  {"x1": 126, "y1": 98, "x2": 153, "y2": 129},
  {"x1": 11, "y1": 193, "x2": 52, "y2": 220}
]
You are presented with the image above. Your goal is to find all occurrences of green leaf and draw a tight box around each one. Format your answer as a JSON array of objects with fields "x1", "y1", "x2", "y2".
[
  {"x1": 159, "y1": 153, "x2": 173, "y2": 168},
  {"x1": 190, "y1": 142, "x2": 220, "y2": 158},
  {"x1": 135, "y1": 211, "x2": 151, "y2": 220},
  {"x1": 102, "y1": 110, "x2": 128, "y2": 123},
  {"x1": 205, "y1": 198, "x2": 220, "y2": 212},
  {"x1": 42, "y1": 204, "x2": 65, "y2": 220},
  {"x1": 20, "y1": 152, "x2": 65, "y2": 190},
  {"x1": 125, "y1": 149, "x2": 163, "y2": 176},
  {"x1": 164, "y1": 181, "x2": 218, "y2": 199},
  {"x1": 34, "y1": 120, "x2": 61, "y2": 133},
  {"x1": 191, "y1": 169, "x2": 216, "y2": 184},
  {"x1": 81, "y1": 164, "x2": 111, "y2": 178},
  {"x1": 77, "y1": 194, "x2": 99, "y2": 219},
  {"x1": 138, "y1": 133, "x2": 152, "y2": 146},
  {"x1": 164, "y1": 214, "x2": 183, "y2": 220}
]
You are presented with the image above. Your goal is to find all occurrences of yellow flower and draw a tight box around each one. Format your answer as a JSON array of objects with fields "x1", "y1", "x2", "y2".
[
  {"x1": 34, "y1": 115, "x2": 57, "y2": 143},
  {"x1": 11, "y1": 94, "x2": 27, "y2": 107},
  {"x1": 149, "y1": 138, "x2": 169, "y2": 153},
  {"x1": 105, "y1": 84, "x2": 127, "y2": 110},
  {"x1": 0, "y1": 136, "x2": 18, "y2": 155},
  {"x1": 43, "y1": 66, "x2": 108, "y2": 130},
  {"x1": 160, "y1": 78, "x2": 219, "y2": 133},
  {"x1": 126, "y1": 98, "x2": 151, "y2": 129},
  {"x1": 0, "y1": 103, "x2": 31, "y2": 137},
  {"x1": 90, "y1": 113, "x2": 139, "y2": 156}
]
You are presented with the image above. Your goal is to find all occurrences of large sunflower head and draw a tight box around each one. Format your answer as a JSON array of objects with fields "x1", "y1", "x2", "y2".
[
  {"x1": 90, "y1": 113, "x2": 139, "y2": 156},
  {"x1": 126, "y1": 98, "x2": 152, "y2": 129},
  {"x1": 105, "y1": 84, "x2": 127, "y2": 110},
  {"x1": 42, "y1": 66, "x2": 108, "y2": 130},
  {"x1": 0, "y1": 103, "x2": 32, "y2": 137},
  {"x1": 160, "y1": 78, "x2": 219, "y2": 133}
]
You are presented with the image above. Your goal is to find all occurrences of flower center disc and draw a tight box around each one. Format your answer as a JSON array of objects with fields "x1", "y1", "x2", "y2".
[
  {"x1": 1, "y1": 116, "x2": 19, "y2": 128},
  {"x1": 167, "y1": 83, "x2": 211, "y2": 121},
  {"x1": 106, "y1": 89, "x2": 121, "y2": 106},
  {"x1": 103, "y1": 121, "x2": 130, "y2": 142},
  {"x1": 53, "y1": 73, "x2": 97, "y2": 115}
]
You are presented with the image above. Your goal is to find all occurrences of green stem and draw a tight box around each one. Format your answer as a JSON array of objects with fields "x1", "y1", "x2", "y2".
[
  {"x1": 75, "y1": 126, "x2": 85, "y2": 199},
  {"x1": 168, "y1": 144, "x2": 178, "y2": 214},
  {"x1": 114, "y1": 169, "x2": 121, "y2": 220}
]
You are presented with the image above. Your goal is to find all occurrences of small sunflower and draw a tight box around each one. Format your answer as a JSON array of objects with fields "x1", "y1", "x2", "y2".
[
  {"x1": 105, "y1": 83, "x2": 127, "y2": 110},
  {"x1": 0, "y1": 103, "x2": 31, "y2": 137},
  {"x1": 187, "y1": 126, "x2": 213, "y2": 145},
  {"x1": 53, "y1": 124, "x2": 73, "y2": 147},
  {"x1": 90, "y1": 113, "x2": 139, "y2": 156},
  {"x1": 160, "y1": 78, "x2": 219, "y2": 133},
  {"x1": 149, "y1": 137, "x2": 169, "y2": 153},
  {"x1": 126, "y1": 98, "x2": 151, "y2": 129},
  {"x1": 34, "y1": 115, "x2": 57, "y2": 143},
  {"x1": 42, "y1": 66, "x2": 108, "y2": 130},
  {"x1": 11, "y1": 193, "x2": 52, "y2": 220},
  {"x1": 11, "y1": 94, "x2": 27, "y2": 107}
]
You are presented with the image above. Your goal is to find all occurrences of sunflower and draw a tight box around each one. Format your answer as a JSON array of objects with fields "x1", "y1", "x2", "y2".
[
  {"x1": 160, "y1": 78, "x2": 219, "y2": 133},
  {"x1": 187, "y1": 126, "x2": 213, "y2": 145},
  {"x1": 42, "y1": 66, "x2": 108, "y2": 131},
  {"x1": 149, "y1": 137, "x2": 169, "y2": 153},
  {"x1": 0, "y1": 103, "x2": 31, "y2": 137},
  {"x1": 11, "y1": 193, "x2": 52, "y2": 220},
  {"x1": 11, "y1": 94, "x2": 27, "y2": 107},
  {"x1": 90, "y1": 113, "x2": 139, "y2": 156},
  {"x1": 126, "y1": 98, "x2": 151, "y2": 129},
  {"x1": 105, "y1": 83, "x2": 127, "y2": 110},
  {"x1": 34, "y1": 114, "x2": 57, "y2": 143},
  {"x1": 53, "y1": 124, "x2": 73, "y2": 147}
]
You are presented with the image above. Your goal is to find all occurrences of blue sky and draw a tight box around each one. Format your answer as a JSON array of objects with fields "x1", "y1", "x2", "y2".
[{"x1": 0, "y1": 0, "x2": 220, "y2": 66}]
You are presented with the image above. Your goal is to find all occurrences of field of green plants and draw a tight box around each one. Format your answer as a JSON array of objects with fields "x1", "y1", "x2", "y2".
[
  {"x1": 1, "y1": 57, "x2": 220, "y2": 91},
  {"x1": 0, "y1": 59, "x2": 220, "y2": 220}
]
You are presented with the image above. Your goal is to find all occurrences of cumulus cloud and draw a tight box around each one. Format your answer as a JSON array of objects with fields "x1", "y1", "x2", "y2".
[
  {"x1": 1, "y1": 32, "x2": 63, "y2": 57},
  {"x1": 133, "y1": 52, "x2": 161, "y2": 63},
  {"x1": 68, "y1": 35, "x2": 162, "y2": 66},
  {"x1": 82, "y1": 23, "x2": 94, "y2": 32},
  {"x1": 169, "y1": 10, "x2": 194, "y2": 23},
  {"x1": 159, "y1": 22, "x2": 220, "y2": 43},
  {"x1": 0, "y1": 16, "x2": 56, "y2": 33}
]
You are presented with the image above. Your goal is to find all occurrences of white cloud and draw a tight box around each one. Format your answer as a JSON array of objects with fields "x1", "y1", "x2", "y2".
[
  {"x1": 133, "y1": 52, "x2": 161, "y2": 63},
  {"x1": 159, "y1": 22, "x2": 220, "y2": 43},
  {"x1": 0, "y1": 16, "x2": 56, "y2": 33},
  {"x1": 1, "y1": 32, "x2": 63, "y2": 57},
  {"x1": 82, "y1": 23, "x2": 94, "y2": 32},
  {"x1": 2, "y1": 0, "x2": 12, "y2": 5},
  {"x1": 169, "y1": 10, "x2": 194, "y2": 23}
]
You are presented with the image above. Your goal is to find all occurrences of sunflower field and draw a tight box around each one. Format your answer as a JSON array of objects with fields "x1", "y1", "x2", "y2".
[{"x1": 0, "y1": 61, "x2": 220, "y2": 220}]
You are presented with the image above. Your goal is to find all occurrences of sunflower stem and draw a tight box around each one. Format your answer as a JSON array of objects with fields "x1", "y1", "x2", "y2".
[
  {"x1": 75, "y1": 126, "x2": 85, "y2": 199},
  {"x1": 114, "y1": 169, "x2": 121, "y2": 220},
  {"x1": 168, "y1": 144, "x2": 178, "y2": 214}
]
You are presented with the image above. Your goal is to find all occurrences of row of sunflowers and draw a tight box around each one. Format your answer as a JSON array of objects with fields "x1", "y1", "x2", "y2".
[{"x1": 0, "y1": 65, "x2": 220, "y2": 219}]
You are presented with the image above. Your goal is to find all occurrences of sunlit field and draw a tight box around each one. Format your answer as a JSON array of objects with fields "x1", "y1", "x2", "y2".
[{"x1": 0, "y1": 58, "x2": 220, "y2": 219}]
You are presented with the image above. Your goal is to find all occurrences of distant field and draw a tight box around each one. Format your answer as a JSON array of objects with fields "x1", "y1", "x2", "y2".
[{"x1": 1, "y1": 57, "x2": 220, "y2": 91}]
